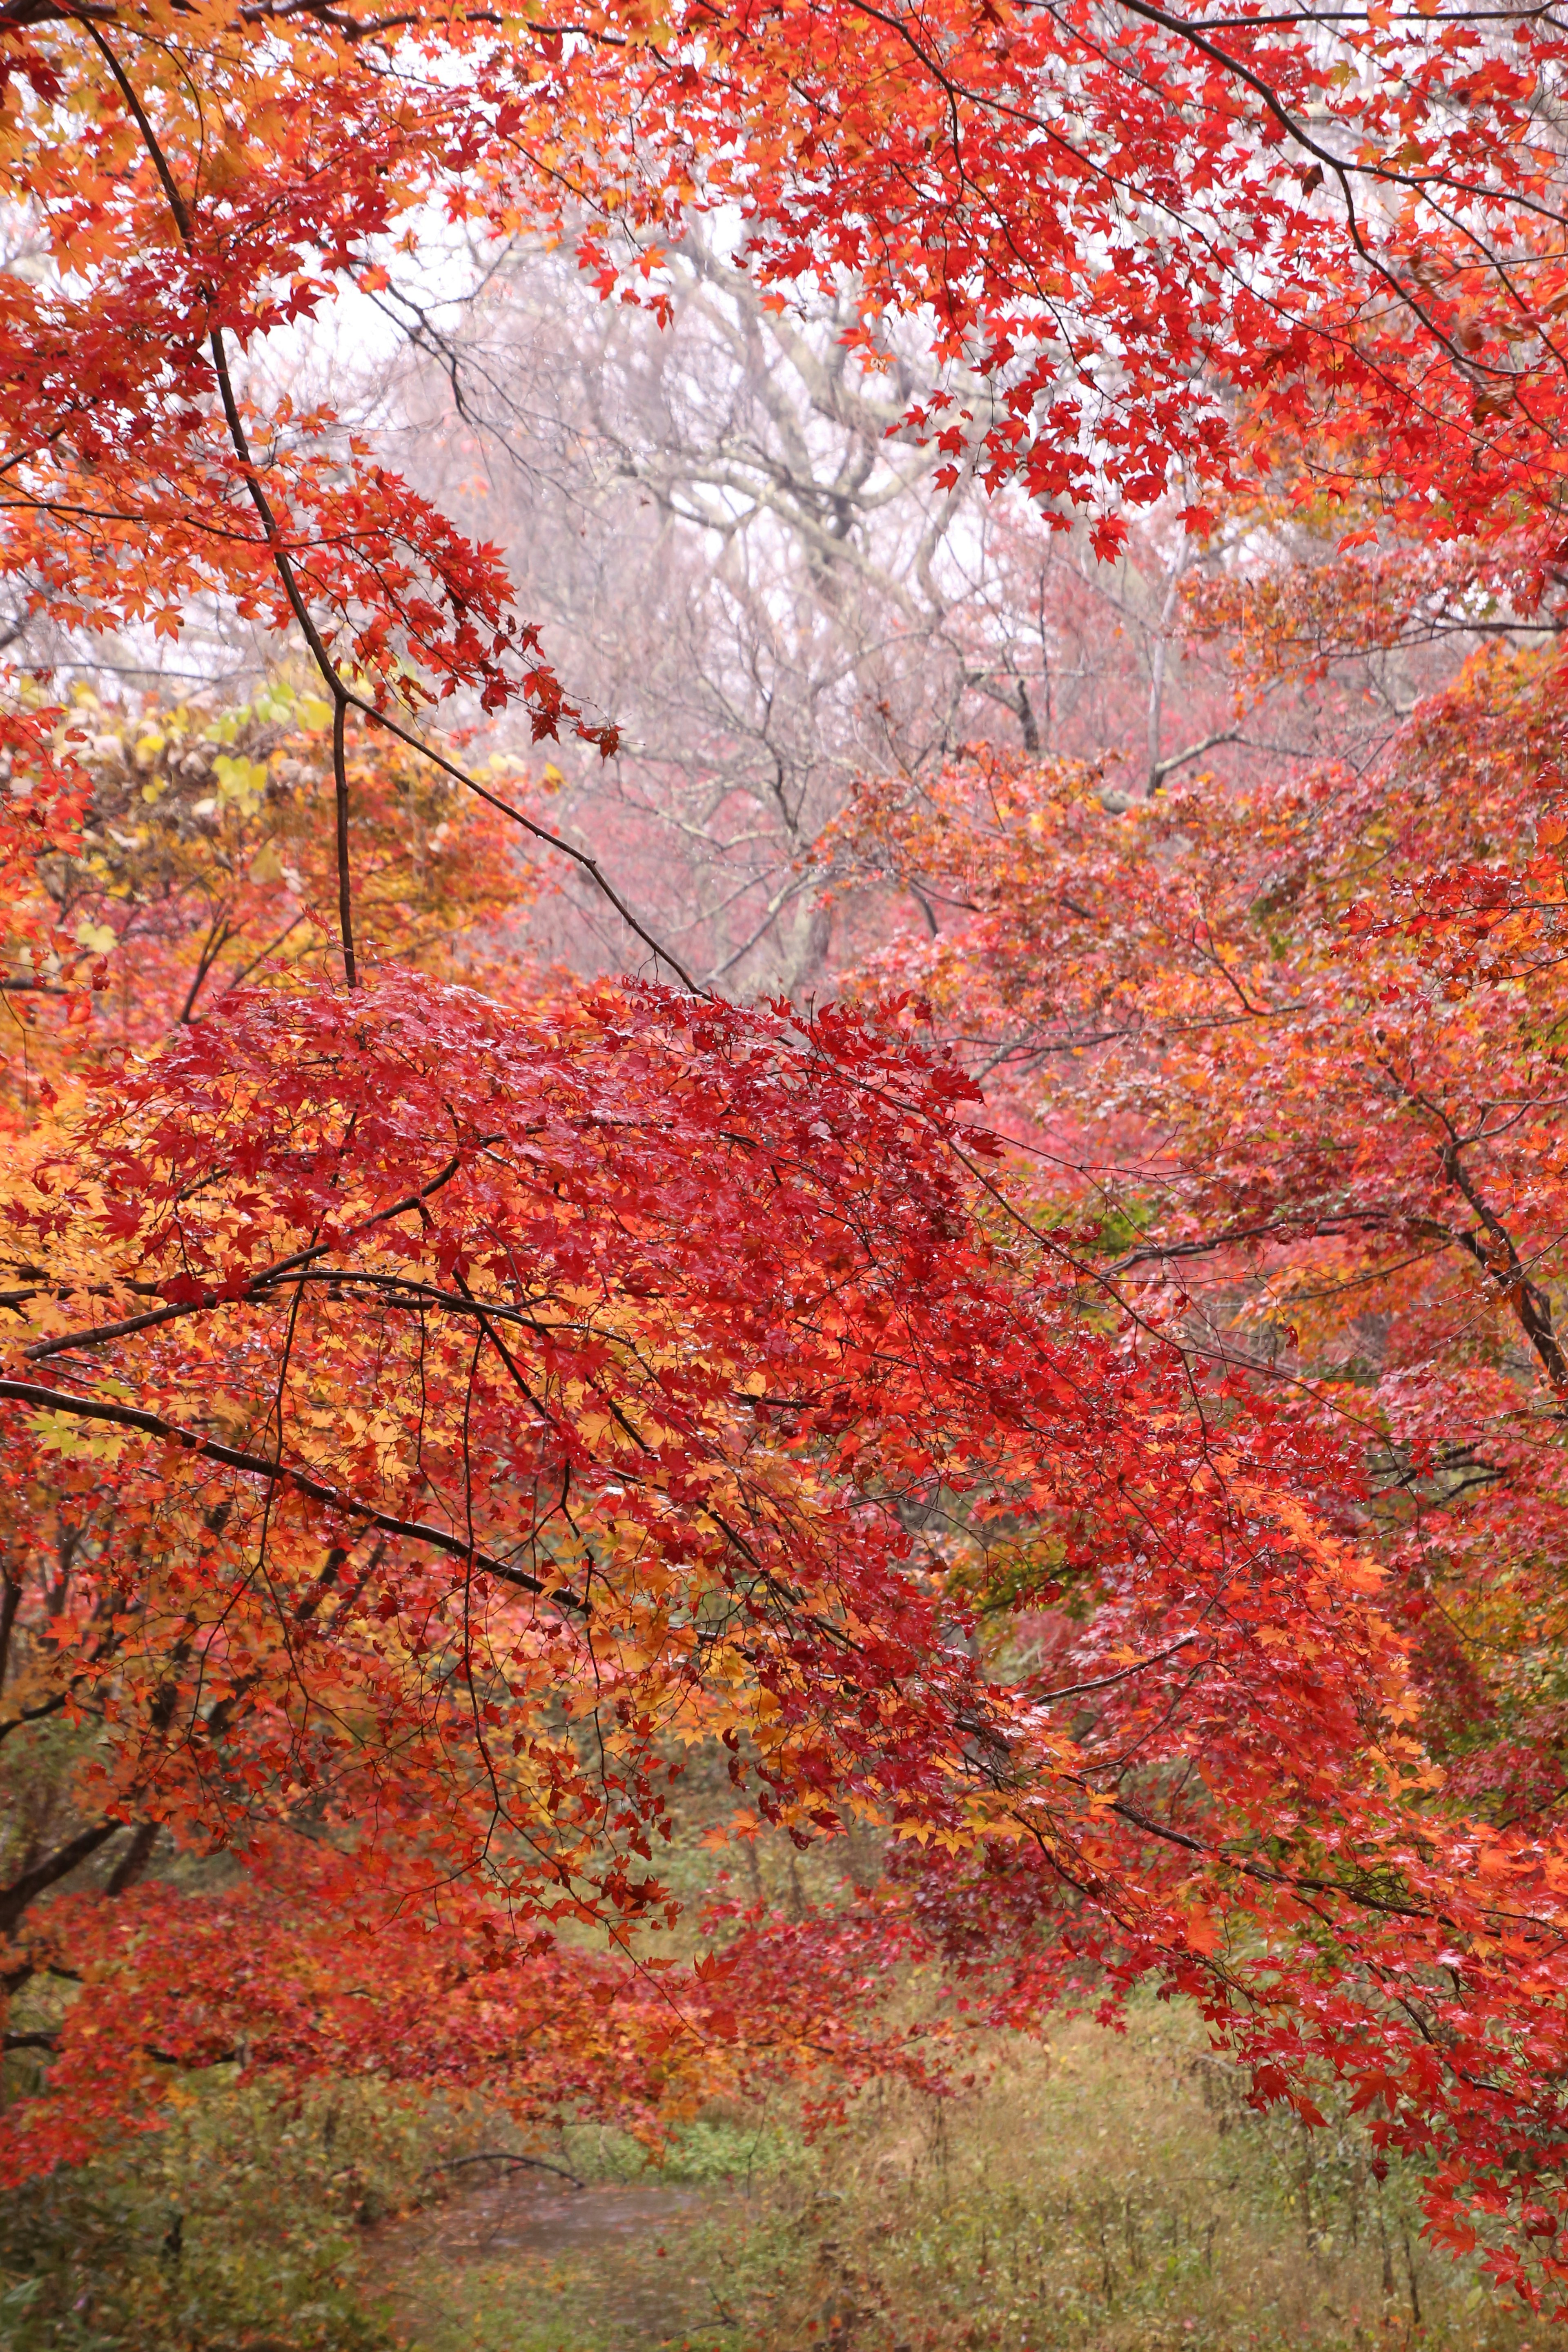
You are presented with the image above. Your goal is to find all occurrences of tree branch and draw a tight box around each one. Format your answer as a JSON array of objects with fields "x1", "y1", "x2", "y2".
[{"x1": 0, "y1": 1379, "x2": 588, "y2": 1613}]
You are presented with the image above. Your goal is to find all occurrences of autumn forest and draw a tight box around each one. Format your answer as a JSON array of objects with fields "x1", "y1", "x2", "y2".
[{"x1": 4, "y1": 2, "x2": 1568, "y2": 2346}]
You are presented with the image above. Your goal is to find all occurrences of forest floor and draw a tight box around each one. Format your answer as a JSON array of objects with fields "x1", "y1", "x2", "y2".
[
  {"x1": 374, "y1": 2175, "x2": 729, "y2": 2350},
  {"x1": 362, "y1": 2009, "x2": 1568, "y2": 2352},
  {"x1": 7, "y1": 2001, "x2": 1568, "y2": 2352}
]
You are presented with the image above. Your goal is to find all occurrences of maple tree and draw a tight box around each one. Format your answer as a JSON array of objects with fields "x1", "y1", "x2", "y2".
[
  {"x1": 0, "y1": 969, "x2": 1366, "y2": 2154},
  {"x1": 8, "y1": 0, "x2": 1568, "y2": 2319},
  {"x1": 827, "y1": 622, "x2": 1568, "y2": 2295}
]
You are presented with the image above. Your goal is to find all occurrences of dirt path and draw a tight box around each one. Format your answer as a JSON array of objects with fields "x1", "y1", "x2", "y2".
[{"x1": 368, "y1": 2169, "x2": 742, "y2": 2352}]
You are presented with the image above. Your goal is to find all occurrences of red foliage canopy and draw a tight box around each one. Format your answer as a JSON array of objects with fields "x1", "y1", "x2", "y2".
[{"x1": 6, "y1": 0, "x2": 1568, "y2": 2313}]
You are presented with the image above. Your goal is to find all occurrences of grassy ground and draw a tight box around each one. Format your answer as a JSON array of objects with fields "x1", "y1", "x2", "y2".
[
  {"x1": 6, "y1": 1999, "x2": 1555, "y2": 2352},
  {"x1": 12, "y1": 1994, "x2": 1561, "y2": 2352},
  {"x1": 370, "y1": 2006, "x2": 1565, "y2": 2352}
]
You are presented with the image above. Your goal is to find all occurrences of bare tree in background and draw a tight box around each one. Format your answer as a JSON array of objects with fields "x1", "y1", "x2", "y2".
[
  {"x1": 374, "y1": 231, "x2": 1466, "y2": 994},
  {"x1": 379, "y1": 234, "x2": 1265, "y2": 993},
  {"x1": 379, "y1": 234, "x2": 961, "y2": 991},
  {"x1": 6, "y1": 190, "x2": 1468, "y2": 992}
]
